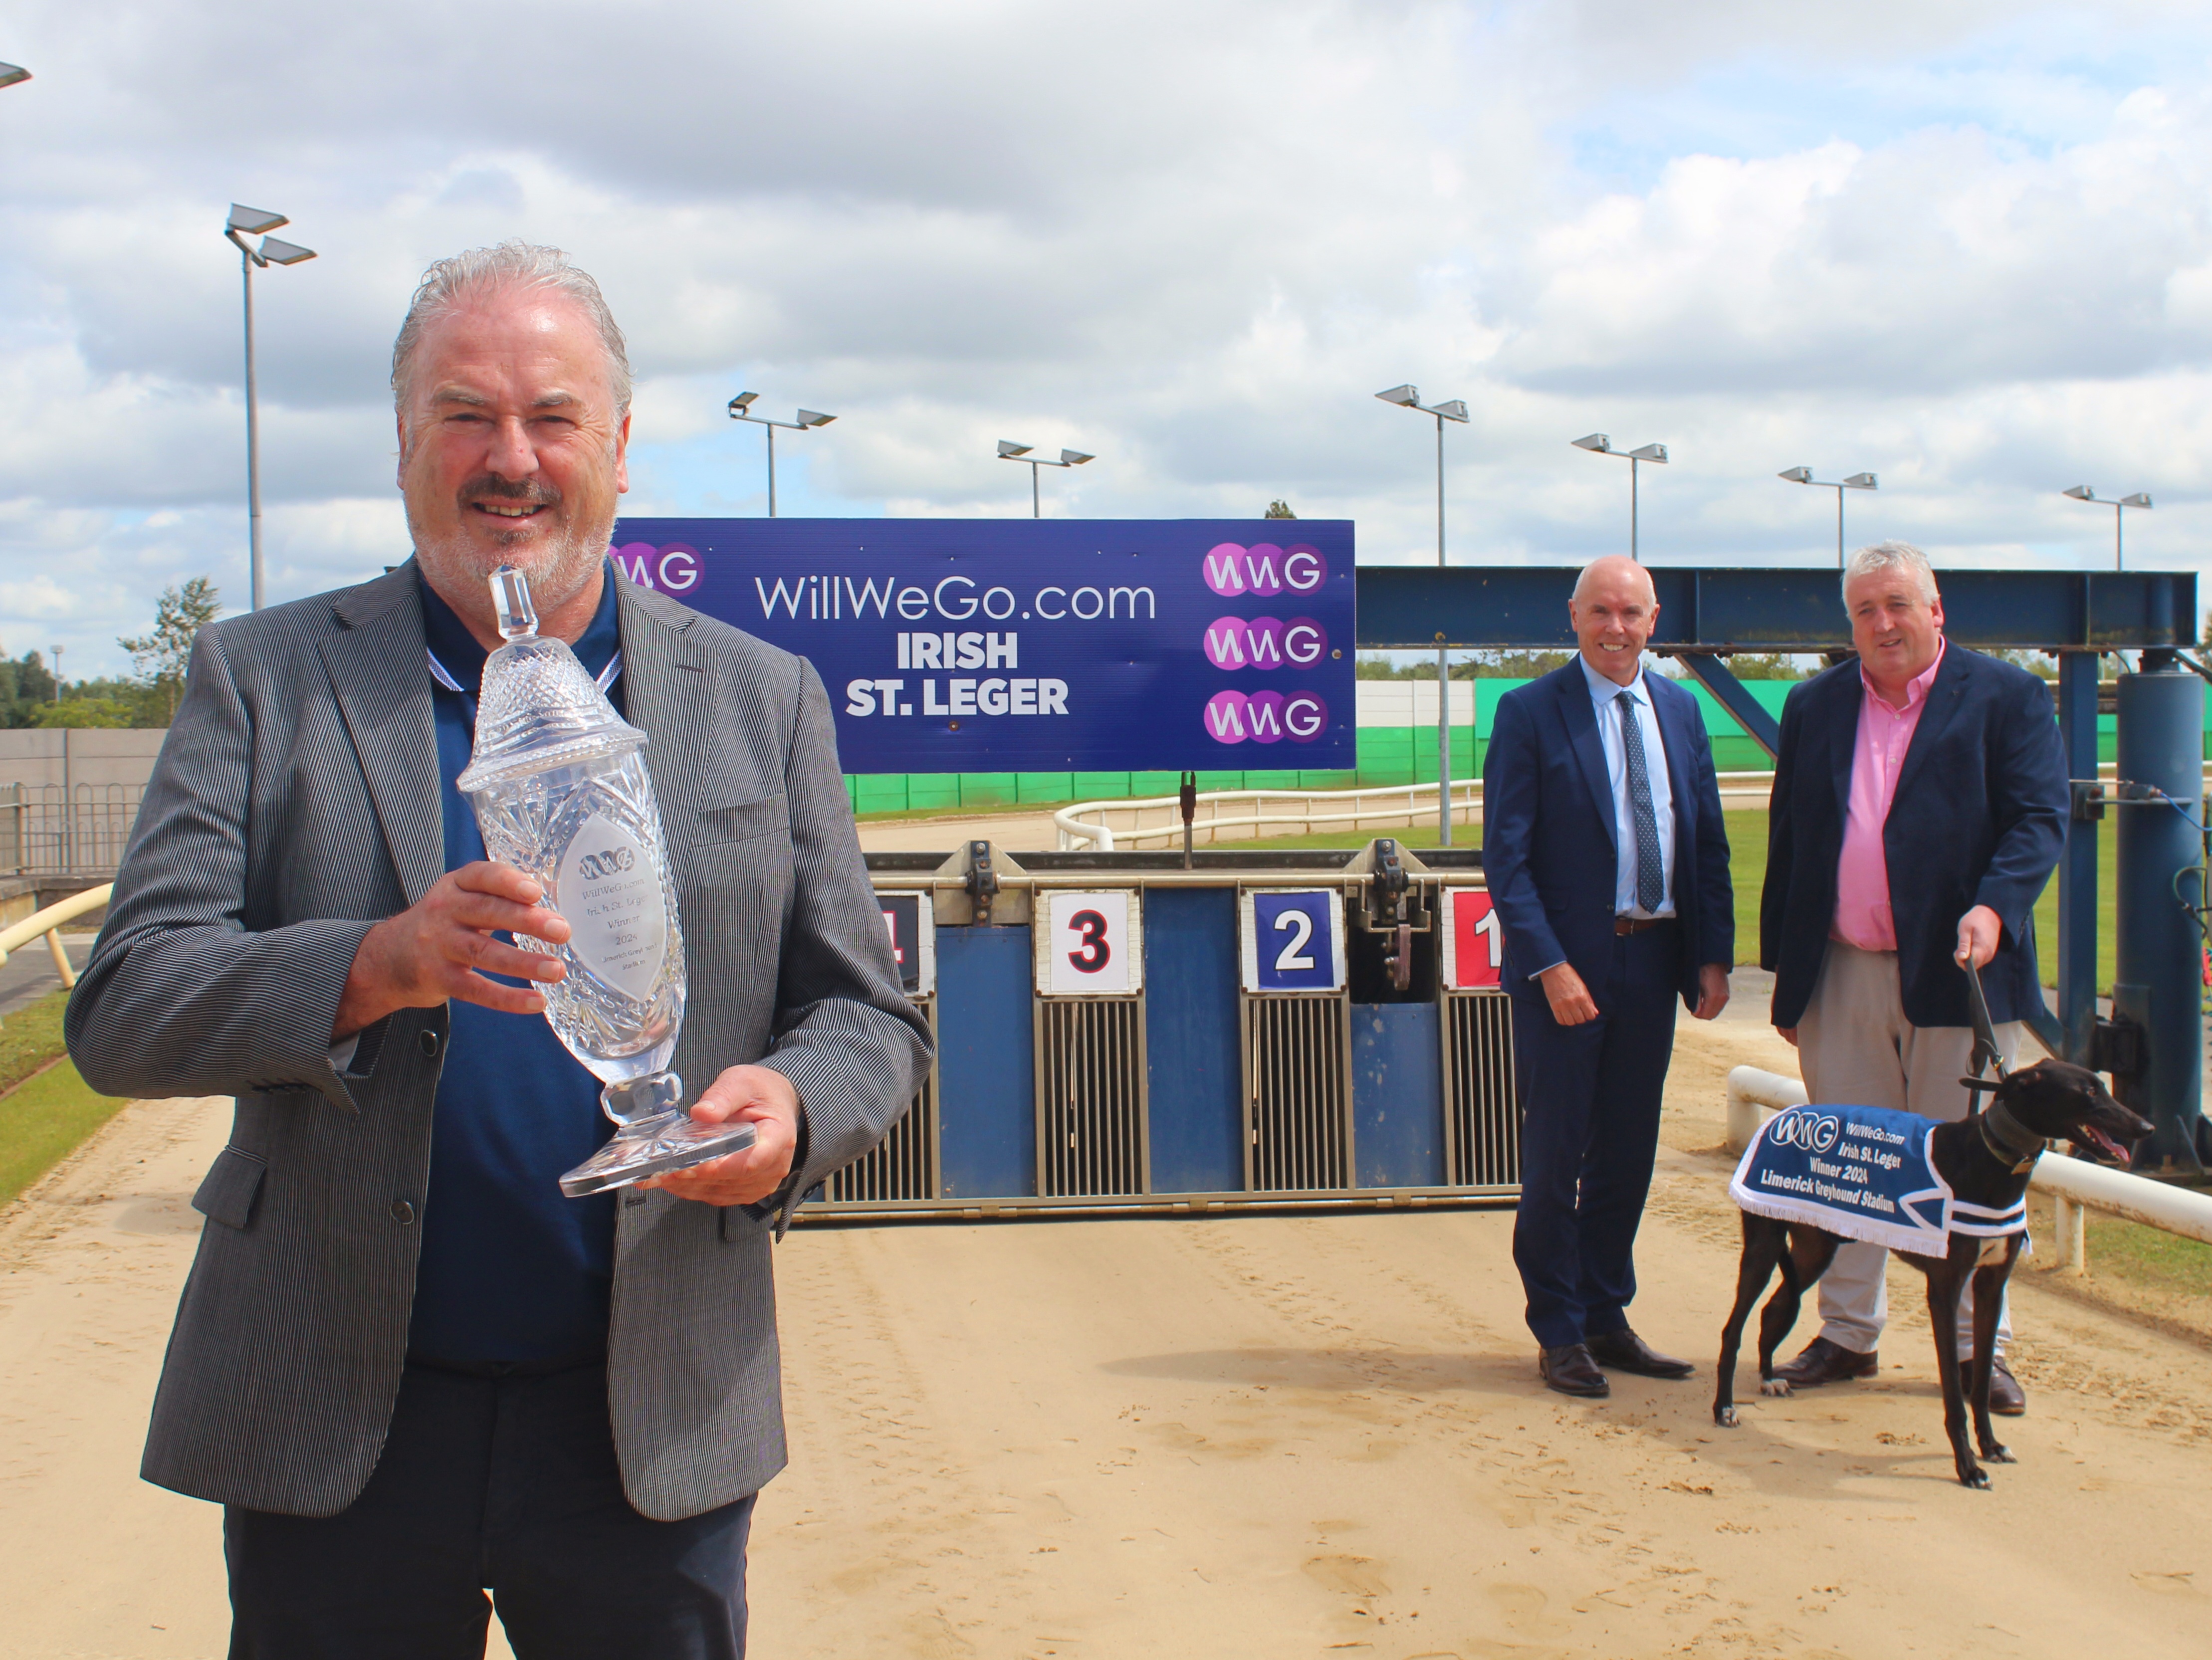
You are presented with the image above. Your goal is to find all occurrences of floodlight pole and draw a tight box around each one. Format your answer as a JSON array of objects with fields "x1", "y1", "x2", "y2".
[
  {"x1": 996, "y1": 442, "x2": 1093, "y2": 517},
  {"x1": 1570, "y1": 434, "x2": 1669, "y2": 562},
  {"x1": 729, "y1": 399, "x2": 837, "y2": 517},
  {"x1": 224, "y1": 208, "x2": 315, "y2": 611},
  {"x1": 1376, "y1": 387, "x2": 1470, "y2": 844},
  {"x1": 240, "y1": 244, "x2": 264, "y2": 612},
  {"x1": 2063, "y1": 486, "x2": 2152, "y2": 572},
  {"x1": 1777, "y1": 468, "x2": 1877, "y2": 569}
]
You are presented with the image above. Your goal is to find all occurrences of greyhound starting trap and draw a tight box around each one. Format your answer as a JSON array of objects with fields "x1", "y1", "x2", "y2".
[{"x1": 796, "y1": 840, "x2": 1523, "y2": 1223}]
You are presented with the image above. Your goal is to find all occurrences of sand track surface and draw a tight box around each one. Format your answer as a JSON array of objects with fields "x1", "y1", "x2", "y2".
[{"x1": 1, "y1": 1028, "x2": 2208, "y2": 1658}]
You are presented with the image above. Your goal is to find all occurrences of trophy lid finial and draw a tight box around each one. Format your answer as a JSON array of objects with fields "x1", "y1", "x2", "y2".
[
  {"x1": 492, "y1": 565, "x2": 539, "y2": 641},
  {"x1": 457, "y1": 565, "x2": 647, "y2": 794}
]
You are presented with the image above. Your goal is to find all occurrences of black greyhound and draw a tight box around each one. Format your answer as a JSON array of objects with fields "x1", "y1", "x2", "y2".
[{"x1": 1713, "y1": 1054, "x2": 2149, "y2": 1487}]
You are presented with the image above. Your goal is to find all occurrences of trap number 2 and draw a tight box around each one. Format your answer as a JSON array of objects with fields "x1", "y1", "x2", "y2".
[{"x1": 1248, "y1": 890, "x2": 1341, "y2": 991}]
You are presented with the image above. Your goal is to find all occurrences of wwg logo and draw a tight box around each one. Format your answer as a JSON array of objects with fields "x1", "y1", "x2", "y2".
[
  {"x1": 575, "y1": 846, "x2": 638, "y2": 881},
  {"x1": 1768, "y1": 1107, "x2": 1842, "y2": 1154}
]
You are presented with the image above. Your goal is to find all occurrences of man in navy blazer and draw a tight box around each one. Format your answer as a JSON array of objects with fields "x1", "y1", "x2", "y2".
[
  {"x1": 1483, "y1": 556, "x2": 1735, "y2": 1398},
  {"x1": 1761, "y1": 541, "x2": 2066, "y2": 1412}
]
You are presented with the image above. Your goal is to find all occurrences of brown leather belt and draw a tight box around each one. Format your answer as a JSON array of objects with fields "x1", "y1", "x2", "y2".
[{"x1": 1614, "y1": 916, "x2": 1673, "y2": 936}]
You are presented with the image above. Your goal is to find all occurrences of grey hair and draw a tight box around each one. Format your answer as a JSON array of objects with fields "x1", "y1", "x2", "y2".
[
  {"x1": 391, "y1": 240, "x2": 632, "y2": 429},
  {"x1": 1842, "y1": 540, "x2": 1938, "y2": 606}
]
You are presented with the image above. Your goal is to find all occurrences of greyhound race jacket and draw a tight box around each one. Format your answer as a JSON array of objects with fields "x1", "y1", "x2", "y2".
[{"x1": 1728, "y1": 1103, "x2": 2027, "y2": 1256}]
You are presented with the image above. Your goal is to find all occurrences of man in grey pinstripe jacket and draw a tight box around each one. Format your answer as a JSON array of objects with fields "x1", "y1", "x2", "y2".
[{"x1": 66, "y1": 243, "x2": 931, "y2": 1658}]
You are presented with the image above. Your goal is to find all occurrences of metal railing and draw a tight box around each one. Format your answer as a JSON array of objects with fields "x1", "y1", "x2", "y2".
[
  {"x1": 0, "y1": 883, "x2": 115, "y2": 991},
  {"x1": 0, "y1": 783, "x2": 146, "y2": 876},
  {"x1": 1054, "y1": 773, "x2": 1782, "y2": 851}
]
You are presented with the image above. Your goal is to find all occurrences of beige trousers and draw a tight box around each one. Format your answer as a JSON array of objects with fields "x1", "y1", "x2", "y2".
[{"x1": 1797, "y1": 940, "x2": 2019, "y2": 1358}]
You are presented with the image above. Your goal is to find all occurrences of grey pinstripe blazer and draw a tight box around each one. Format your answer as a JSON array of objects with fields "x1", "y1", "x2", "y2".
[{"x1": 66, "y1": 562, "x2": 931, "y2": 1522}]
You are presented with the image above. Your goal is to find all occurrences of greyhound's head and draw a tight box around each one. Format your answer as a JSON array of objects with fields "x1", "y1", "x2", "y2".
[{"x1": 1965, "y1": 1058, "x2": 2152, "y2": 1165}]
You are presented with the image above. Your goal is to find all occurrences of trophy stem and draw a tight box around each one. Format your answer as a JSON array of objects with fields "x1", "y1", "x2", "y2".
[
  {"x1": 602, "y1": 1070, "x2": 683, "y2": 1128},
  {"x1": 559, "y1": 1071, "x2": 759, "y2": 1198}
]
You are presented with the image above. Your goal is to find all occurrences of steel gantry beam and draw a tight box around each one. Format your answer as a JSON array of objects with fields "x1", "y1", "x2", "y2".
[{"x1": 1355, "y1": 566, "x2": 2195, "y2": 654}]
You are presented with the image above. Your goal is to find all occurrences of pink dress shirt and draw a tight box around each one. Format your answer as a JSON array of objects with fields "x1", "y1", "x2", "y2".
[{"x1": 1831, "y1": 640, "x2": 1946, "y2": 952}]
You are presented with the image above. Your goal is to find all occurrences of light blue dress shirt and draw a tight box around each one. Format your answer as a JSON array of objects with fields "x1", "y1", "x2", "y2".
[{"x1": 1578, "y1": 654, "x2": 1677, "y2": 920}]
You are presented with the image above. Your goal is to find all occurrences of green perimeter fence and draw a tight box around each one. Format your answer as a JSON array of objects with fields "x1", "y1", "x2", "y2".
[{"x1": 844, "y1": 677, "x2": 2187, "y2": 817}]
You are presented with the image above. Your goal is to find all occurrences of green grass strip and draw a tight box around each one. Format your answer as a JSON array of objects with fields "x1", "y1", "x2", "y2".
[
  {"x1": 0, "y1": 1055, "x2": 132, "y2": 1206},
  {"x1": 0, "y1": 987, "x2": 74, "y2": 1095}
]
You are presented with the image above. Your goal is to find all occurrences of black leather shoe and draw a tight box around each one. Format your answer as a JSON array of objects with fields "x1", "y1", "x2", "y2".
[
  {"x1": 1989, "y1": 1357, "x2": 2026, "y2": 1417},
  {"x1": 1772, "y1": 1336, "x2": 1879, "y2": 1388},
  {"x1": 1586, "y1": 1327, "x2": 1695, "y2": 1379},
  {"x1": 1539, "y1": 1343, "x2": 1610, "y2": 1398}
]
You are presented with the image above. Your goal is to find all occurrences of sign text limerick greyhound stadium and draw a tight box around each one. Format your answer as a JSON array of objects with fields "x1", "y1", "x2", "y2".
[{"x1": 605, "y1": 519, "x2": 1357, "y2": 773}]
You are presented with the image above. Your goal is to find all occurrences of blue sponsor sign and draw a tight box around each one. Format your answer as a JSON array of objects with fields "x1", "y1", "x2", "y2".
[
  {"x1": 607, "y1": 518, "x2": 1355, "y2": 773},
  {"x1": 1242, "y1": 889, "x2": 1345, "y2": 992}
]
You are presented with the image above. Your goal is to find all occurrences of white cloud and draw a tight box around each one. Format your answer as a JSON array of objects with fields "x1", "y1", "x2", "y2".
[{"x1": 4, "y1": 0, "x2": 2212, "y2": 677}]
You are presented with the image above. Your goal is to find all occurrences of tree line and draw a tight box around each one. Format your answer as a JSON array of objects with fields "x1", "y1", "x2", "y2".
[{"x1": 3, "y1": 578, "x2": 221, "y2": 729}]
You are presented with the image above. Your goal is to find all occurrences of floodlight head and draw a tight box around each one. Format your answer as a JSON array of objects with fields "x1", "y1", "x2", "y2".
[
  {"x1": 0, "y1": 62, "x2": 31, "y2": 90},
  {"x1": 1843, "y1": 472, "x2": 1876, "y2": 490},
  {"x1": 728, "y1": 392, "x2": 759, "y2": 414},
  {"x1": 258, "y1": 236, "x2": 316, "y2": 266},
  {"x1": 997, "y1": 440, "x2": 1033, "y2": 458},
  {"x1": 1434, "y1": 400, "x2": 1470, "y2": 423},
  {"x1": 797, "y1": 409, "x2": 835, "y2": 428},
  {"x1": 1375, "y1": 385, "x2": 1420, "y2": 408},
  {"x1": 1628, "y1": 442, "x2": 1667, "y2": 462},
  {"x1": 1572, "y1": 433, "x2": 1613, "y2": 454},
  {"x1": 1778, "y1": 466, "x2": 1814, "y2": 484},
  {"x1": 2062, "y1": 484, "x2": 2096, "y2": 501},
  {"x1": 1060, "y1": 449, "x2": 1093, "y2": 466},
  {"x1": 227, "y1": 205, "x2": 289, "y2": 235},
  {"x1": 2120, "y1": 492, "x2": 2152, "y2": 509}
]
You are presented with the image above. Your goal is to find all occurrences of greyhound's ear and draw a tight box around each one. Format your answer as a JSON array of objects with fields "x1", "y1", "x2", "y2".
[{"x1": 1959, "y1": 1076, "x2": 2004, "y2": 1093}]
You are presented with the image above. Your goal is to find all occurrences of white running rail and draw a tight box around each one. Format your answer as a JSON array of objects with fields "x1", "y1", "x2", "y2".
[
  {"x1": 1054, "y1": 772, "x2": 1783, "y2": 851},
  {"x1": 0, "y1": 881, "x2": 113, "y2": 991},
  {"x1": 1723, "y1": 1064, "x2": 2212, "y2": 1274}
]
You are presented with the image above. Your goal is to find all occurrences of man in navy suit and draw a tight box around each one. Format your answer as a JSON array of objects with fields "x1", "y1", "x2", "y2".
[
  {"x1": 1483, "y1": 556, "x2": 1735, "y2": 1399},
  {"x1": 1762, "y1": 541, "x2": 2066, "y2": 1414}
]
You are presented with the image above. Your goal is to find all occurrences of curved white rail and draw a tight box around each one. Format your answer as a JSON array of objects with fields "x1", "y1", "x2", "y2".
[
  {"x1": 1054, "y1": 772, "x2": 1781, "y2": 851},
  {"x1": 0, "y1": 882, "x2": 114, "y2": 991}
]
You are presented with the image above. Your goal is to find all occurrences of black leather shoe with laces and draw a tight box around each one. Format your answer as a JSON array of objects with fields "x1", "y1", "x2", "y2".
[
  {"x1": 1539, "y1": 1343, "x2": 1611, "y2": 1398},
  {"x1": 1772, "y1": 1335, "x2": 1880, "y2": 1388},
  {"x1": 1586, "y1": 1327, "x2": 1695, "y2": 1379},
  {"x1": 1988, "y1": 1357, "x2": 2026, "y2": 1416}
]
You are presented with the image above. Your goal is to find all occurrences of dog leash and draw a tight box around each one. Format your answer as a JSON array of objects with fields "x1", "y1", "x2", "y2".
[
  {"x1": 1962, "y1": 958, "x2": 2007, "y2": 1085},
  {"x1": 1960, "y1": 958, "x2": 2043, "y2": 1174}
]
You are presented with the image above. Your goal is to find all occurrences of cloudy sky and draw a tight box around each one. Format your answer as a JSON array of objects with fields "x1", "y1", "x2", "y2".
[{"x1": 4, "y1": 0, "x2": 2210, "y2": 677}]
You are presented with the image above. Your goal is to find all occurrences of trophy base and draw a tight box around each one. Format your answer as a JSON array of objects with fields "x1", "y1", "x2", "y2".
[{"x1": 558, "y1": 1111, "x2": 758, "y2": 1198}]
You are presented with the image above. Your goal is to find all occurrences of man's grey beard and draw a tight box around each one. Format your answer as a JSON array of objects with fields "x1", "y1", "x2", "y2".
[{"x1": 406, "y1": 499, "x2": 612, "y2": 622}]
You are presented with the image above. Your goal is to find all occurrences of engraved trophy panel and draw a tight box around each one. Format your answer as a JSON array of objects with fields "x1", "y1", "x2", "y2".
[{"x1": 458, "y1": 565, "x2": 752, "y2": 1197}]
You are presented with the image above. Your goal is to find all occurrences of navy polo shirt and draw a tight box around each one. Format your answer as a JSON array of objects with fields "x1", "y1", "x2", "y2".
[{"x1": 407, "y1": 566, "x2": 624, "y2": 1365}]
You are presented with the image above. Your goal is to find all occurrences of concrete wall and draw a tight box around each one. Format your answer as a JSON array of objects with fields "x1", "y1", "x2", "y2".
[{"x1": 0, "y1": 730, "x2": 168, "y2": 791}]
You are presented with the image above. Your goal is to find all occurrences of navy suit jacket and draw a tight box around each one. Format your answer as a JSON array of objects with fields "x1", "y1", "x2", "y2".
[
  {"x1": 1482, "y1": 662, "x2": 1734, "y2": 1009},
  {"x1": 1760, "y1": 644, "x2": 2067, "y2": 1031}
]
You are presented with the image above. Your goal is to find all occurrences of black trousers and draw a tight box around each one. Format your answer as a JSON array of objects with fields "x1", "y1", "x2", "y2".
[
  {"x1": 1509, "y1": 922, "x2": 1681, "y2": 1350},
  {"x1": 225, "y1": 1360, "x2": 753, "y2": 1660}
]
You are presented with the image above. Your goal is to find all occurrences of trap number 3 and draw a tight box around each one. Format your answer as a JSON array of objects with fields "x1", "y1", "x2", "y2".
[{"x1": 1040, "y1": 890, "x2": 1139, "y2": 996}]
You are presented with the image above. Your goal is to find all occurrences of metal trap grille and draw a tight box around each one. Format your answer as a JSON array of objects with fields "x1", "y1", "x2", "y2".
[
  {"x1": 1445, "y1": 992, "x2": 1519, "y2": 1187},
  {"x1": 1244, "y1": 994, "x2": 1350, "y2": 1191},
  {"x1": 1036, "y1": 998, "x2": 1148, "y2": 1197},
  {"x1": 823, "y1": 1001, "x2": 940, "y2": 1203}
]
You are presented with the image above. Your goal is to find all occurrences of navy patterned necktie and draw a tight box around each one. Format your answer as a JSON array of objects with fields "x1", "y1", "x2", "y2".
[{"x1": 1615, "y1": 687, "x2": 1665, "y2": 913}]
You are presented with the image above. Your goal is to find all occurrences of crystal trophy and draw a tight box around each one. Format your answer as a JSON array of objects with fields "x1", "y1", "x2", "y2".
[{"x1": 457, "y1": 565, "x2": 755, "y2": 1198}]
